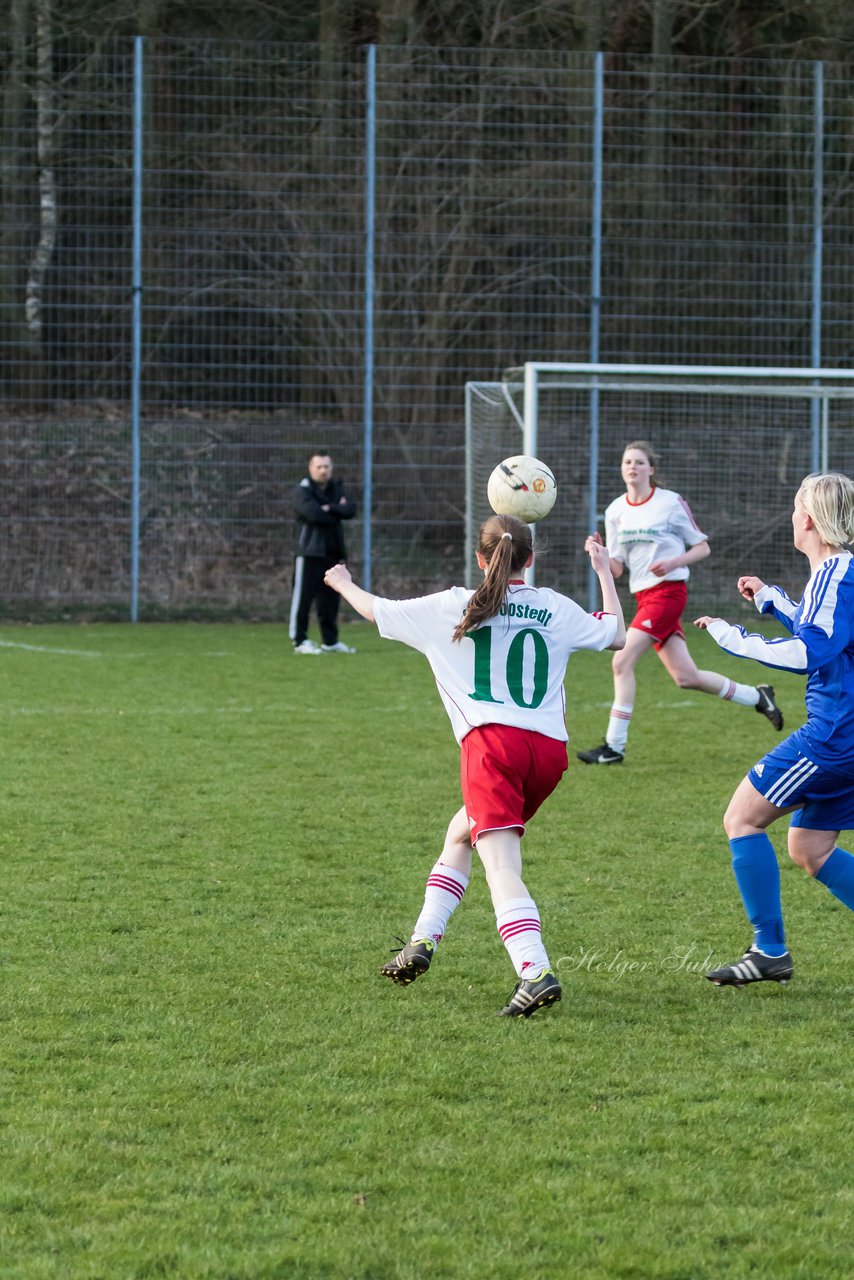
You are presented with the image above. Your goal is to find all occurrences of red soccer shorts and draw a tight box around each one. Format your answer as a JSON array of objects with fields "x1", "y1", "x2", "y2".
[
  {"x1": 460, "y1": 723, "x2": 568, "y2": 844},
  {"x1": 630, "y1": 580, "x2": 688, "y2": 650}
]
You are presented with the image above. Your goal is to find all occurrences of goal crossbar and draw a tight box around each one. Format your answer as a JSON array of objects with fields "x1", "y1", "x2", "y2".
[{"x1": 465, "y1": 361, "x2": 854, "y2": 604}]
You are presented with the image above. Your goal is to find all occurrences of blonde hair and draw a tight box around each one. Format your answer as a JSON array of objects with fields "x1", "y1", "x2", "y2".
[
  {"x1": 622, "y1": 440, "x2": 659, "y2": 485},
  {"x1": 799, "y1": 472, "x2": 854, "y2": 547},
  {"x1": 453, "y1": 514, "x2": 533, "y2": 642}
]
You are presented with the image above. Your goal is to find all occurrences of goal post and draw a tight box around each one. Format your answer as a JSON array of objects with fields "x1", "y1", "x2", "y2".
[{"x1": 465, "y1": 362, "x2": 854, "y2": 612}]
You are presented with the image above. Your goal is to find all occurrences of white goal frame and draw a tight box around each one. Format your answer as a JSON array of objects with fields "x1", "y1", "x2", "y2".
[{"x1": 465, "y1": 361, "x2": 854, "y2": 606}]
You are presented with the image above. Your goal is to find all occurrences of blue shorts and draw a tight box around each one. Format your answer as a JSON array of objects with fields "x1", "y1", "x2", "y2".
[{"x1": 749, "y1": 737, "x2": 854, "y2": 833}]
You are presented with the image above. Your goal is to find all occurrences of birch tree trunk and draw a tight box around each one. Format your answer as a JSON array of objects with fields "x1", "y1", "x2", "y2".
[
  {"x1": 23, "y1": 0, "x2": 57, "y2": 399},
  {"x1": 0, "y1": 0, "x2": 34, "y2": 396}
]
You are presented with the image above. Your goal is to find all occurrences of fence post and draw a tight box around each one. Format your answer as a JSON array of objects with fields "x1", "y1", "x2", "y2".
[
  {"x1": 362, "y1": 44, "x2": 376, "y2": 591},
  {"x1": 810, "y1": 59, "x2": 824, "y2": 473},
  {"x1": 130, "y1": 35, "x2": 143, "y2": 621},
  {"x1": 587, "y1": 50, "x2": 604, "y2": 611}
]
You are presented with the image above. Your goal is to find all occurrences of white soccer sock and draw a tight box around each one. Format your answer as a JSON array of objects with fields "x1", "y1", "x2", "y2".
[
  {"x1": 606, "y1": 703, "x2": 633, "y2": 752},
  {"x1": 495, "y1": 897, "x2": 550, "y2": 977},
  {"x1": 410, "y1": 860, "x2": 469, "y2": 945},
  {"x1": 717, "y1": 678, "x2": 760, "y2": 707}
]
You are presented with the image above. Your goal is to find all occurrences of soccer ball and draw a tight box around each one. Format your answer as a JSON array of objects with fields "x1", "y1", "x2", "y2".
[{"x1": 486, "y1": 455, "x2": 557, "y2": 524}]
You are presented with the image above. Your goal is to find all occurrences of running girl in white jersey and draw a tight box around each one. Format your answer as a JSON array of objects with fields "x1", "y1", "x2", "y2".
[
  {"x1": 324, "y1": 514, "x2": 625, "y2": 1018},
  {"x1": 576, "y1": 440, "x2": 783, "y2": 765},
  {"x1": 695, "y1": 472, "x2": 854, "y2": 988}
]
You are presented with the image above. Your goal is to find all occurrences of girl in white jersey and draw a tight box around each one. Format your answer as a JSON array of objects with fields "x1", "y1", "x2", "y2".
[
  {"x1": 324, "y1": 514, "x2": 625, "y2": 1018},
  {"x1": 576, "y1": 440, "x2": 784, "y2": 765}
]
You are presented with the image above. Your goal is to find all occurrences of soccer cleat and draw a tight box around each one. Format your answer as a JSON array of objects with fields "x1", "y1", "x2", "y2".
[
  {"x1": 755, "y1": 685, "x2": 783, "y2": 731},
  {"x1": 706, "y1": 945, "x2": 794, "y2": 988},
  {"x1": 498, "y1": 967, "x2": 562, "y2": 1018},
  {"x1": 380, "y1": 937, "x2": 435, "y2": 985},
  {"x1": 293, "y1": 639, "x2": 321, "y2": 654},
  {"x1": 321, "y1": 641, "x2": 357, "y2": 654},
  {"x1": 576, "y1": 743, "x2": 624, "y2": 765}
]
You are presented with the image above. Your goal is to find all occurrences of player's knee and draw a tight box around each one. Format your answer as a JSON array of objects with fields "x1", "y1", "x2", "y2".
[
  {"x1": 611, "y1": 651, "x2": 632, "y2": 678},
  {"x1": 722, "y1": 802, "x2": 748, "y2": 839},
  {"x1": 788, "y1": 844, "x2": 813, "y2": 872},
  {"x1": 671, "y1": 669, "x2": 699, "y2": 690},
  {"x1": 788, "y1": 839, "x2": 833, "y2": 876}
]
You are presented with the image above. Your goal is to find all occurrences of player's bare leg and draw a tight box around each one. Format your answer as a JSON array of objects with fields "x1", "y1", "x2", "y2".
[
  {"x1": 788, "y1": 826, "x2": 838, "y2": 877},
  {"x1": 438, "y1": 805, "x2": 474, "y2": 879},
  {"x1": 381, "y1": 806, "x2": 471, "y2": 985},
  {"x1": 657, "y1": 632, "x2": 733, "y2": 694},
  {"x1": 578, "y1": 629, "x2": 653, "y2": 763},
  {"x1": 612, "y1": 625, "x2": 655, "y2": 704},
  {"x1": 790, "y1": 825, "x2": 854, "y2": 914},
  {"x1": 476, "y1": 829, "x2": 561, "y2": 1017},
  {"x1": 658, "y1": 634, "x2": 783, "y2": 727}
]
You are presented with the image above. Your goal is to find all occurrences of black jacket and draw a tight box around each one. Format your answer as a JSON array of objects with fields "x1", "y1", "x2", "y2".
[{"x1": 292, "y1": 475, "x2": 357, "y2": 560}]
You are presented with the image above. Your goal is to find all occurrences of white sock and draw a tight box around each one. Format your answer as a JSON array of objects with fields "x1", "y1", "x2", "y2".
[
  {"x1": 606, "y1": 703, "x2": 633, "y2": 752},
  {"x1": 410, "y1": 860, "x2": 469, "y2": 945},
  {"x1": 495, "y1": 897, "x2": 550, "y2": 978},
  {"x1": 717, "y1": 678, "x2": 760, "y2": 707}
]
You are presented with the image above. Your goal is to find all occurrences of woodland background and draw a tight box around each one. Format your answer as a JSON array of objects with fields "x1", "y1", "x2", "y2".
[{"x1": 1, "y1": 1, "x2": 853, "y2": 616}]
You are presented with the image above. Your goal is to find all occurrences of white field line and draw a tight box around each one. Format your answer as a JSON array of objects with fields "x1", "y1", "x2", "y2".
[
  {"x1": 1, "y1": 704, "x2": 415, "y2": 716},
  {"x1": 592, "y1": 699, "x2": 698, "y2": 709},
  {"x1": 0, "y1": 639, "x2": 104, "y2": 657},
  {"x1": 0, "y1": 640, "x2": 232, "y2": 659}
]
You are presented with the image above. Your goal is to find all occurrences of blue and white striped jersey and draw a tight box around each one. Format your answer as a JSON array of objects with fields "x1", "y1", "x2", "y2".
[{"x1": 706, "y1": 551, "x2": 854, "y2": 769}]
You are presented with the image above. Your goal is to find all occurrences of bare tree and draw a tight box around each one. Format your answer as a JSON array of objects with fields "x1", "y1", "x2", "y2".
[
  {"x1": 24, "y1": 0, "x2": 58, "y2": 398},
  {"x1": 0, "y1": 0, "x2": 33, "y2": 396}
]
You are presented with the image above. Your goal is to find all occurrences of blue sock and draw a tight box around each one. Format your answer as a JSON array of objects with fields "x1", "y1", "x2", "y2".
[
  {"x1": 729, "y1": 834, "x2": 787, "y2": 956},
  {"x1": 815, "y1": 847, "x2": 854, "y2": 911}
]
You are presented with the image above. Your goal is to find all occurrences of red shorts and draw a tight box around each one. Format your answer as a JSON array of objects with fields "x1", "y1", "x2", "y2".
[
  {"x1": 460, "y1": 723, "x2": 568, "y2": 844},
  {"x1": 630, "y1": 580, "x2": 688, "y2": 650}
]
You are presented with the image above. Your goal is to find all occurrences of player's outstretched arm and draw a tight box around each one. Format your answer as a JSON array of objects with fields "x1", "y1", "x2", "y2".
[
  {"x1": 587, "y1": 539, "x2": 626, "y2": 650},
  {"x1": 694, "y1": 613, "x2": 807, "y2": 671},
  {"x1": 323, "y1": 563, "x2": 377, "y2": 622}
]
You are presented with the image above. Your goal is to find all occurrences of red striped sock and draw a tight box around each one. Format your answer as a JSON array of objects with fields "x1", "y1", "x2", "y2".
[
  {"x1": 718, "y1": 678, "x2": 761, "y2": 707},
  {"x1": 495, "y1": 897, "x2": 549, "y2": 977},
  {"x1": 607, "y1": 703, "x2": 633, "y2": 752},
  {"x1": 410, "y1": 861, "x2": 469, "y2": 945}
]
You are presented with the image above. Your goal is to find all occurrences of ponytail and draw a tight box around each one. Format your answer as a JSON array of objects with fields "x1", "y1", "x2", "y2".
[{"x1": 453, "y1": 515, "x2": 533, "y2": 642}]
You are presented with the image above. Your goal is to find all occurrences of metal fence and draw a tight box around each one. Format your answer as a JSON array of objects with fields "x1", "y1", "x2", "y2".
[{"x1": 1, "y1": 40, "x2": 852, "y2": 618}]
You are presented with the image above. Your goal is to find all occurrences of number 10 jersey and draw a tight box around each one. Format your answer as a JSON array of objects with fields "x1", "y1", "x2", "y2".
[{"x1": 373, "y1": 581, "x2": 618, "y2": 745}]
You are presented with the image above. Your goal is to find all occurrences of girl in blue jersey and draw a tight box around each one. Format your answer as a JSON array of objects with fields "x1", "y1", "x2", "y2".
[{"x1": 694, "y1": 472, "x2": 854, "y2": 987}]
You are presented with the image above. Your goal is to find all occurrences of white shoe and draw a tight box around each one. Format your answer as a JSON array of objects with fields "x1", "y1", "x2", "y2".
[
  {"x1": 293, "y1": 639, "x2": 321, "y2": 654},
  {"x1": 321, "y1": 641, "x2": 356, "y2": 654}
]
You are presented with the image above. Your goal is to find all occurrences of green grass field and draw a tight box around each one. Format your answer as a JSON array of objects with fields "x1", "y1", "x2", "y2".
[{"x1": 1, "y1": 620, "x2": 852, "y2": 1279}]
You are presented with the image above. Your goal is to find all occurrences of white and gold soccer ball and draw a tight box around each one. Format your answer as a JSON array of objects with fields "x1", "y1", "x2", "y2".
[{"x1": 486, "y1": 455, "x2": 557, "y2": 524}]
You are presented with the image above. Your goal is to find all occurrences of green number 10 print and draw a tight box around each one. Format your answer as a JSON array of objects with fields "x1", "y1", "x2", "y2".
[{"x1": 468, "y1": 626, "x2": 549, "y2": 708}]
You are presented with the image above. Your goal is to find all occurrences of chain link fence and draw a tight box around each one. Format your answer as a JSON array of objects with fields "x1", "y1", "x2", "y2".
[{"x1": 1, "y1": 40, "x2": 852, "y2": 617}]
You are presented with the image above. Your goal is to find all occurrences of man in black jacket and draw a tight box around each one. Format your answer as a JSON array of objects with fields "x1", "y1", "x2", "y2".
[{"x1": 290, "y1": 451, "x2": 357, "y2": 653}]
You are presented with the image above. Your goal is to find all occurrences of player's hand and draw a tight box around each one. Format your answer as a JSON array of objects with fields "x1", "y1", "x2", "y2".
[
  {"x1": 583, "y1": 531, "x2": 603, "y2": 551},
  {"x1": 324, "y1": 562, "x2": 352, "y2": 591},
  {"x1": 693, "y1": 616, "x2": 721, "y2": 630},
  {"x1": 650, "y1": 558, "x2": 675, "y2": 577},
  {"x1": 738, "y1": 575, "x2": 765, "y2": 600},
  {"x1": 586, "y1": 540, "x2": 610, "y2": 574}
]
